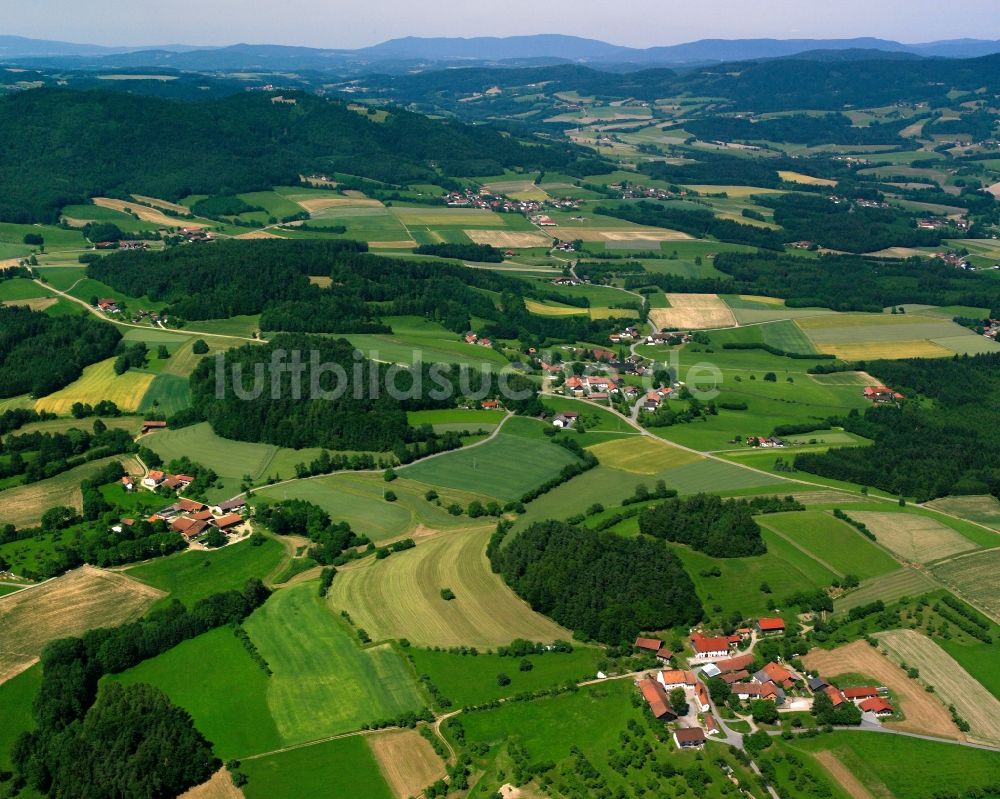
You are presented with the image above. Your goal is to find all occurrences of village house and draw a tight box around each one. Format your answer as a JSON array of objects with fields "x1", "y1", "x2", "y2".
[
  {"x1": 656, "y1": 646, "x2": 673, "y2": 664},
  {"x1": 141, "y1": 420, "x2": 167, "y2": 435},
  {"x1": 689, "y1": 631, "x2": 734, "y2": 659},
  {"x1": 96, "y1": 298, "x2": 120, "y2": 313},
  {"x1": 747, "y1": 436, "x2": 784, "y2": 449},
  {"x1": 730, "y1": 682, "x2": 784, "y2": 704},
  {"x1": 634, "y1": 637, "x2": 663, "y2": 655},
  {"x1": 213, "y1": 513, "x2": 244, "y2": 531},
  {"x1": 657, "y1": 669, "x2": 697, "y2": 690},
  {"x1": 673, "y1": 727, "x2": 706, "y2": 749},
  {"x1": 481, "y1": 399, "x2": 502, "y2": 410},
  {"x1": 171, "y1": 516, "x2": 209, "y2": 541},
  {"x1": 842, "y1": 686, "x2": 879, "y2": 701},
  {"x1": 212, "y1": 497, "x2": 247, "y2": 516},
  {"x1": 755, "y1": 662, "x2": 795, "y2": 689},
  {"x1": 552, "y1": 412, "x2": 579, "y2": 429},
  {"x1": 863, "y1": 386, "x2": 904, "y2": 403},
  {"x1": 121, "y1": 475, "x2": 134, "y2": 492},
  {"x1": 825, "y1": 686, "x2": 846, "y2": 707},
  {"x1": 142, "y1": 470, "x2": 166, "y2": 489},
  {"x1": 807, "y1": 676, "x2": 829, "y2": 692},
  {"x1": 859, "y1": 697, "x2": 893, "y2": 716}
]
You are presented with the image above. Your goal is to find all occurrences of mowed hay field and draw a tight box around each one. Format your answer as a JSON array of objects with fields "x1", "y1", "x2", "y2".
[
  {"x1": 178, "y1": 769, "x2": 246, "y2": 799},
  {"x1": 925, "y1": 495, "x2": 1000, "y2": 530},
  {"x1": 586, "y1": 436, "x2": 701, "y2": 474},
  {"x1": 35, "y1": 358, "x2": 155, "y2": 414},
  {"x1": 849, "y1": 511, "x2": 978, "y2": 563},
  {"x1": 464, "y1": 230, "x2": 552, "y2": 248},
  {"x1": 328, "y1": 527, "x2": 571, "y2": 648},
  {"x1": 931, "y1": 549, "x2": 1000, "y2": 621},
  {"x1": 368, "y1": 730, "x2": 446, "y2": 799},
  {"x1": 0, "y1": 566, "x2": 164, "y2": 683},
  {"x1": 243, "y1": 583, "x2": 425, "y2": 745},
  {"x1": 649, "y1": 293, "x2": 737, "y2": 330},
  {"x1": 834, "y1": 567, "x2": 938, "y2": 613},
  {"x1": 876, "y1": 630, "x2": 1000, "y2": 745},
  {"x1": 802, "y1": 639, "x2": 961, "y2": 740},
  {"x1": 794, "y1": 313, "x2": 996, "y2": 359},
  {"x1": 92, "y1": 197, "x2": 203, "y2": 228},
  {"x1": 0, "y1": 455, "x2": 143, "y2": 528}
]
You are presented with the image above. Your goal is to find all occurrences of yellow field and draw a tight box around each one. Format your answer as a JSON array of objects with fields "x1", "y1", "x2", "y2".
[
  {"x1": 525, "y1": 299, "x2": 587, "y2": 316},
  {"x1": 233, "y1": 230, "x2": 283, "y2": 240},
  {"x1": 778, "y1": 170, "x2": 838, "y2": 187},
  {"x1": 876, "y1": 630, "x2": 1000, "y2": 746},
  {"x1": 815, "y1": 341, "x2": 953, "y2": 360},
  {"x1": 368, "y1": 730, "x2": 446, "y2": 799},
  {"x1": 130, "y1": 194, "x2": 191, "y2": 214},
  {"x1": 92, "y1": 197, "x2": 202, "y2": 228},
  {"x1": 589, "y1": 306, "x2": 639, "y2": 320},
  {"x1": 35, "y1": 357, "x2": 155, "y2": 414},
  {"x1": 327, "y1": 527, "x2": 571, "y2": 648},
  {"x1": 848, "y1": 511, "x2": 976, "y2": 563},
  {"x1": 509, "y1": 189, "x2": 549, "y2": 202},
  {"x1": 308, "y1": 276, "x2": 333, "y2": 288},
  {"x1": 178, "y1": 770, "x2": 245, "y2": 799},
  {"x1": 295, "y1": 196, "x2": 383, "y2": 213},
  {"x1": 738, "y1": 294, "x2": 784, "y2": 305},
  {"x1": 464, "y1": 230, "x2": 552, "y2": 248},
  {"x1": 392, "y1": 207, "x2": 500, "y2": 226},
  {"x1": 556, "y1": 228, "x2": 692, "y2": 242},
  {"x1": 684, "y1": 185, "x2": 784, "y2": 197},
  {"x1": 587, "y1": 437, "x2": 700, "y2": 474},
  {"x1": 0, "y1": 565, "x2": 164, "y2": 683},
  {"x1": 369, "y1": 240, "x2": 418, "y2": 249},
  {"x1": 649, "y1": 293, "x2": 737, "y2": 330}
]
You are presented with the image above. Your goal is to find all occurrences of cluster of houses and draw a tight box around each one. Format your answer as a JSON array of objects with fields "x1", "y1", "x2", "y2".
[
  {"x1": 153, "y1": 497, "x2": 247, "y2": 543},
  {"x1": 178, "y1": 227, "x2": 213, "y2": 243},
  {"x1": 96, "y1": 298, "x2": 121, "y2": 314},
  {"x1": 609, "y1": 326, "x2": 641, "y2": 344},
  {"x1": 641, "y1": 387, "x2": 674, "y2": 413},
  {"x1": 463, "y1": 332, "x2": 494, "y2": 348},
  {"x1": 608, "y1": 183, "x2": 689, "y2": 202},
  {"x1": 917, "y1": 217, "x2": 969, "y2": 232},
  {"x1": 808, "y1": 676, "x2": 893, "y2": 716},
  {"x1": 933, "y1": 251, "x2": 974, "y2": 270},
  {"x1": 746, "y1": 436, "x2": 785, "y2": 448},
  {"x1": 94, "y1": 240, "x2": 148, "y2": 251},
  {"x1": 863, "y1": 385, "x2": 904, "y2": 404},
  {"x1": 645, "y1": 332, "x2": 693, "y2": 346},
  {"x1": 531, "y1": 214, "x2": 558, "y2": 227}
]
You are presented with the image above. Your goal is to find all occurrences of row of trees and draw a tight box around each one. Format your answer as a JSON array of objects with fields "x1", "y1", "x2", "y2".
[{"x1": 254, "y1": 498, "x2": 371, "y2": 565}]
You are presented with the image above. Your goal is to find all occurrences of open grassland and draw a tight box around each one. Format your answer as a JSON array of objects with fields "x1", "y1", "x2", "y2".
[
  {"x1": 400, "y1": 431, "x2": 579, "y2": 501},
  {"x1": 244, "y1": 583, "x2": 425, "y2": 744},
  {"x1": 810, "y1": 751, "x2": 878, "y2": 799},
  {"x1": 0, "y1": 222, "x2": 87, "y2": 251},
  {"x1": 792, "y1": 732, "x2": 1000, "y2": 799},
  {"x1": 931, "y1": 549, "x2": 1000, "y2": 621},
  {"x1": 875, "y1": 629, "x2": 1000, "y2": 745},
  {"x1": 464, "y1": 230, "x2": 551, "y2": 248},
  {"x1": 368, "y1": 730, "x2": 445, "y2": 799},
  {"x1": 0, "y1": 455, "x2": 142, "y2": 528},
  {"x1": 328, "y1": 527, "x2": 571, "y2": 648},
  {"x1": 649, "y1": 293, "x2": 736, "y2": 329},
  {"x1": 125, "y1": 537, "x2": 286, "y2": 606},
  {"x1": 242, "y1": 737, "x2": 392, "y2": 799},
  {"x1": 850, "y1": 510, "x2": 978, "y2": 563},
  {"x1": 760, "y1": 511, "x2": 899, "y2": 579},
  {"x1": 256, "y1": 474, "x2": 490, "y2": 543},
  {"x1": 35, "y1": 357, "x2": 155, "y2": 414},
  {"x1": 0, "y1": 664, "x2": 40, "y2": 770},
  {"x1": 407, "y1": 646, "x2": 601, "y2": 707},
  {"x1": 834, "y1": 567, "x2": 938, "y2": 613},
  {"x1": 91, "y1": 197, "x2": 202, "y2": 228},
  {"x1": 345, "y1": 315, "x2": 510, "y2": 368},
  {"x1": 802, "y1": 639, "x2": 961, "y2": 740},
  {"x1": 524, "y1": 298, "x2": 587, "y2": 316},
  {"x1": 111, "y1": 626, "x2": 281, "y2": 759},
  {"x1": 2, "y1": 416, "x2": 139, "y2": 441},
  {"x1": 778, "y1": 170, "x2": 838, "y2": 186},
  {"x1": 138, "y1": 373, "x2": 191, "y2": 416},
  {"x1": 587, "y1": 436, "x2": 700, "y2": 474},
  {"x1": 61, "y1": 203, "x2": 158, "y2": 233},
  {"x1": 795, "y1": 313, "x2": 993, "y2": 359},
  {"x1": 407, "y1": 408, "x2": 504, "y2": 434},
  {"x1": 0, "y1": 566, "x2": 164, "y2": 683},
  {"x1": 926, "y1": 495, "x2": 1000, "y2": 530}
]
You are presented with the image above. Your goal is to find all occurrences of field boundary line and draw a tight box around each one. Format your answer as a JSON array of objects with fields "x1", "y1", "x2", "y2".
[{"x1": 757, "y1": 519, "x2": 845, "y2": 578}]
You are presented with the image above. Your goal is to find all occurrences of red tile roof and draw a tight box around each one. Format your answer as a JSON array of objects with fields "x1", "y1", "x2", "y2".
[
  {"x1": 757, "y1": 617, "x2": 786, "y2": 632},
  {"x1": 842, "y1": 686, "x2": 878, "y2": 700},
  {"x1": 635, "y1": 637, "x2": 663, "y2": 652},
  {"x1": 715, "y1": 654, "x2": 754, "y2": 673},
  {"x1": 214, "y1": 513, "x2": 243, "y2": 528},
  {"x1": 656, "y1": 647, "x2": 673, "y2": 660},
  {"x1": 859, "y1": 697, "x2": 893, "y2": 714},
  {"x1": 825, "y1": 686, "x2": 845, "y2": 706},
  {"x1": 674, "y1": 727, "x2": 706, "y2": 744},
  {"x1": 177, "y1": 498, "x2": 206, "y2": 512},
  {"x1": 690, "y1": 632, "x2": 732, "y2": 654},
  {"x1": 763, "y1": 662, "x2": 794, "y2": 686},
  {"x1": 638, "y1": 678, "x2": 672, "y2": 719},
  {"x1": 660, "y1": 669, "x2": 696, "y2": 687}
]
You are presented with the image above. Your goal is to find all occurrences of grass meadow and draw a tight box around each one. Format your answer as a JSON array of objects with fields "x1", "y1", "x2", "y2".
[
  {"x1": 0, "y1": 664, "x2": 41, "y2": 771},
  {"x1": 243, "y1": 583, "x2": 426, "y2": 744},
  {"x1": 35, "y1": 358, "x2": 155, "y2": 414}
]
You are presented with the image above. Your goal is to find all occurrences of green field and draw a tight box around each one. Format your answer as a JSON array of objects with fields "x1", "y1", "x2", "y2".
[
  {"x1": 242, "y1": 735, "x2": 393, "y2": 799},
  {"x1": 0, "y1": 664, "x2": 41, "y2": 771},
  {"x1": 791, "y1": 731, "x2": 1000, "y2": 799},
  {"x1": 834, "y1": 567, "x2": 939, "y2": 613},
  {"x1": 344, "y1": 316, "x2": 510, "y2": 368},
  {"x1": 408, "y1": 646, "x2": 601, "y2": 707},
  {"x1": 400, "y1": 429, "x2": 580, "y2": 501},
  {"x1": 0, "y1": 222, "x2": 88, "y2": 251},
  {"x1": 137, "y1": 373, "x2": 191, "y2": 416},
  {"x1": 35, "y1": 357, "x2": 155, "y2": 414},
  {"x1": 760, "y1": 510, "x2": 900, "y2": 579},
  {"x1": 256, "y1": 473, "x2": 490, "y2": 542},
  {"x1": 111, "y1": 626, "x2": 281, "y2": 759},
  {"x1": 125, "y1": 536, "x2": 286, "y2": 606},
  {"x1": 243, "y1": 583, "x2": 425, "y2": 744}
]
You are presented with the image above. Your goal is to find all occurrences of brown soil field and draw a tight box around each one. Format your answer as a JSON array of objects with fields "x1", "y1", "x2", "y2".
[
  {"x1": 178, "y1": 769, "x2": 246, "y2": 799},
  {"x1": 92, "y1": 197, "x2": 203, "y2": 228},
  {"x1": 813, "y1": 751, "x2": 877, "y2": 799},
  {"x1": 876, "y1": 629, "x2": 1000, "y2": 745},
  {"x1": 931, "y1": 548, "x2": 1000, "y2": 621},
  {"x1": 130, "y1": 194, "x2": 191, "y2": 214},
  {"x1": 464, "y1": 230, "x2": 552, "y2": 248},
  {"x1": 233, "y1": 230, "x2": 283, "y2": 240},
  {"x1": 601, "y1": 229, "x2": 692, "y2": 241},
  {"x1": 849, "y1": 511, "x2": 977, "y2": 563},
  {"x1": 308, "y1": 276, "x2": 333, "y2": 288},
  {"x1": 368, "y1": 729, "x2": 446, "y2": 799},
  {"x1": 1, "y1": 297, "x2": 57, "y2": 312},
  {"x1": 0, "y1": 565, "x2": 165, "y2": 683},
  {"x1": 369, "y1": 240, "x2": 418, "y2": 249},
  {"x1": 802, "y1": 639, "x2": 961, "y2": 740},
  {"x1": 649, "y1": 293, "x2": 737, "y2": 330},
  {"x1": 295, "y1": 197, "x2": 382, "y2": 213}
]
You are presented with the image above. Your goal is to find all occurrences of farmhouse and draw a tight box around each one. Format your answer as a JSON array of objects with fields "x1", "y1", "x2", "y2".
[
  {"x1": 657, "y1": 669, "x2": 697, "y2": 689},
  {"x1": 747, "y1": 436, "x2": 784, "y2": 449},
  {"x1": 714, "y1": 653, "x2": 754, "y2": 674},
  {"x1": 638, "y1": 678, "x2": 675, "y2": 720},
  {"x1": 756, "y1": 662, "x2": 795, "y2": 689},
  {"x1": 730, "y1": 682, "x2": 784, "y2": 704},
  {"x1": 842, "y1": 686, "x2": 879, "y2": 700},
  {"x1": 825, "y1": 686, "x2": 846, "y2": 707},
  {"x1": 656, "y1": 646, "x2": 673, "y2": 663},
  {"x1": 863, "y1": 386, "x2": 904, "y2": 403},
  {"x1": 481, "y1": 400, "x2": 502, "y2": 410},
  {"x1": 171, "y1": 516, "x2": 209, "y2": 541},
  {"x1": 859, "y1": 697, "x2": 893, "y2": 716},
  {"x1": 721, "y1": 670, "x2": 751, "y2": 685},
  {"x1": 142, "y1": 470, "x2": 166, "y2": 489},
  {"x1": 141, "y1": 420, "x2": 167, "y2": 434},
  {"x1": 807, "y1": 676, "x2": 829, "y2": 692},
  {"x1": 756, "y1": 618, "x2": 786, "y2": 636},
  {"x1": 552, "y1": 412, "x2": 579, "y2": 429},
  {"x1": 96, "y1": 298, "x2": 120, "y2": 312},
  {"x1": 213, "y1": 513, "x2": 244, "y2": 530},
  {"x1": 213, "y1": 497, "x2": 247, "y2": 515},
  {"x1": 121, "y1": 475, "x2": 134, "y2": 492},
  {"x1": 162, "y1": 474, "x2": 194, "y2": 491},
  {"x1": 690, "y1": 631, "x2": 733, "y2": 659},
  {"x1": 673, "y1": 727, "x2": 706, "y2": 749}
]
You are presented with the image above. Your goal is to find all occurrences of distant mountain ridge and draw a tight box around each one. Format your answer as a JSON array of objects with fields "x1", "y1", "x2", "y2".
[{"x1": 5, "y1": 32, "x2": 1000, "y2": 71}]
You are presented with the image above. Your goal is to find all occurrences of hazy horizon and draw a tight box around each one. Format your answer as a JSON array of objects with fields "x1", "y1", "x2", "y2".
[{"x1": 5, "y1": 0, "x2": 1000, "y2": 50}]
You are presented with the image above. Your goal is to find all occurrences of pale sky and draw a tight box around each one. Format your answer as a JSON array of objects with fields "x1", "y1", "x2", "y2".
[{"x1": 5, "y1": 0, "x2": 1000, "y2": 49}]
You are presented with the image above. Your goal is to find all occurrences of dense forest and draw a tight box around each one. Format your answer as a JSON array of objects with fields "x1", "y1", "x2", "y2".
[
  {"x1": 12, "y1": 580, "x2": 270, "y2": 798},
  {"x1": 1, "y1": 422, "x2": 134, "y2": 484},
  {"x1": 637, "y1": 494, "x2": 800, "y2": 557},
  {"x1": 1, "y1": 87, "x2": 602, "y2": 222},
  {"x1": 796, "y1": 354, "x2": 1000, "y2": 500},
  {"x1": 759, "y1": 193, "x2": 943, "y2": 252},
  {"x1": 491, "y1": 519, "x2": 702, "y2": 645},
  {"x1": 640, "y1": 152, "x2": 782, "y2": 189},
  {"x1": 0, "y1": 306, "x2": 121, "y2": 398}
]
